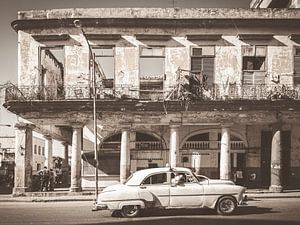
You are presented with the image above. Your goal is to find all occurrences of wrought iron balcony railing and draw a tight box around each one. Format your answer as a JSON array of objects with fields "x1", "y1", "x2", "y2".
[{"x1": 4, "y1": 84, "x2": 300, "y2": 102}]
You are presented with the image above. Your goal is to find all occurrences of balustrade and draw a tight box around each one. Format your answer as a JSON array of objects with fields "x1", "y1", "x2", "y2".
[{"x1": 5, "y1": 84, "x2": 300, "y2": 101}]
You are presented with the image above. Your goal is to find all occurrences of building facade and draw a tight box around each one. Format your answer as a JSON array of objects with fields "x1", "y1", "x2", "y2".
[
  {"x1": 0, "y1": 135, "x2": 46, "y2": 192},
  {"x1": 4, "y1": 8, "x2": 300, "y2": 194}
]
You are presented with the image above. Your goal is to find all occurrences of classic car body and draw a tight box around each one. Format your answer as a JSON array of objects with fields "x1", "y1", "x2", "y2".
[{"x1": 96, "y1": 167, "x2": 246, "y2": 217}]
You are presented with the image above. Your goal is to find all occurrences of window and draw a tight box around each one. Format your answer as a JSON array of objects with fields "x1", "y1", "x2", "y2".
[
  {"x1": 38, "y1": 146, "x2": 41, "y2": 155},
  {"x1": 171, "y1": 172, "x2": 198, "y2": 183},
  {"x1": 142, "y1": 173, "x2": 167, "y2": 185},
  {"x1": 37, "y1": 163, "x2": 41, "y2": 171},
  {"x1": 294, "y1": 48, "x2": 300, "y2": 85},
  {"x1": 92, "y1": 46, "x2": 114, "y2": 88},
  {"x1": 34, "y1": 145, "x2": 37, "y2": 154},
  {"x1": 191, "y1": 46, "x2": 215, "y2": 85},
  {"x1": 242, "y1": 45, "x2": 266, "y2": 85},
  {"x1": 140, "y1": 47, "x2": 165, "y2": 79},
  {"x1": 42, "y1": 147, "x2": 45, "y2": 156},
  {"x1": 39, "y1": 46, "x2": 64, "y2": 98}
]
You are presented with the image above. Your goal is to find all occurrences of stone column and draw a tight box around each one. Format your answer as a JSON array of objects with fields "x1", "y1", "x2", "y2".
[
  {"x1": 129, "y1": 132, "x2": 136, "y2": 173},
  {"x1": 70, "y1": 125, "x2": 82, "y2": 192},
  {"x1": 120, "y1": 127, "x2": 130, "y2": 184},
  {"x1": 44, "y1": 135, "x2": 53, "y2": 169},
  {"x1": 192, "y1": 153, "x2": 201, "y2": 175},
  {"x1": 220, "y1": 125, "x2": 231, "y2": 180},
  {"x1": 13, "y1": 123, "x2": 35, "y2": 195},
  {"x1": 62, "y1": 142, "x2": 69, "y2": 186},
  {"x1": 269, "y1": 130, "x2": 283, "y2": 192},
  {"x1": 169, "y1": 124, "x2": 180, "y2": 168}
]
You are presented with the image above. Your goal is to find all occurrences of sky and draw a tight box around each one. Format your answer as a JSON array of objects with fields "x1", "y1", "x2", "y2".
[
  {"x1": 0, "y1": 0, "x2": 250, "y2": 141},
  {"x1": 0, "y1": 0, "x2": 250, "y2": 84}
]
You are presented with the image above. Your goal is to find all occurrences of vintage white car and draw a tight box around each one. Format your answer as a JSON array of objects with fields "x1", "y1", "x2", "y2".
[{"x1": 95, "y1": 167, "x2": 246, "y2": 217}]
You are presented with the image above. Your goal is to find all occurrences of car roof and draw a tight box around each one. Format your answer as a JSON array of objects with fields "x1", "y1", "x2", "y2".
[{"x1": 125, "y1": 167, "x2": 192, "y2": 186}]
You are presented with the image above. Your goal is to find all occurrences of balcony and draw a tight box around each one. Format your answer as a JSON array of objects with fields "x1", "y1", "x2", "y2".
[{"x1": 5, "y1": 84, "x2": 300, "y2": 102}]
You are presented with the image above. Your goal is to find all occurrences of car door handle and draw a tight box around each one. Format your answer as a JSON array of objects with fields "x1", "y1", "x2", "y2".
[{"x1": 140, "y1": 186, "x2": 147, "y2": 189}]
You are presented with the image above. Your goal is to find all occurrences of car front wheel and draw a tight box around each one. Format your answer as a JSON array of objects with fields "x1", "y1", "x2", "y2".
[
  {"x1": 120, "y1": 205, "x2": 140, "y2": 218},
  {"x1": 216, "y1": 196, "x2": 237, "y2": 215}
]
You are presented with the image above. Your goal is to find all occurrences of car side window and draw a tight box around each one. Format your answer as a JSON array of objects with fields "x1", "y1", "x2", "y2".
[
  {"x1": 172, "y1": 172, "x2": 198, "y2": 183},
  {"x1": 142, "y1": 173, "x2": 167, "y2": 185}
]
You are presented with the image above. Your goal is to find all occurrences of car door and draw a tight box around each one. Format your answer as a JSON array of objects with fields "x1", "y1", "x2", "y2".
[
  {"x1": 169, "y1": 171, "x2": 204, "y2": 207},
  {"x1": 139, "y1": 172, "x2": 170, "y2": 207}
]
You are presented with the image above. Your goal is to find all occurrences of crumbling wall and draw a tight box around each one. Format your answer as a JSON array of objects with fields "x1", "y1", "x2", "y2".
[
  {"x1": 115, "y1": 46, "x2": 139, "y2": 97},
  {"x1": 18, "y1": 31, "x2": 40, "y2": 86},
  {"x1": 268, "y1": 45, "x2": 294, "y2": 85}
]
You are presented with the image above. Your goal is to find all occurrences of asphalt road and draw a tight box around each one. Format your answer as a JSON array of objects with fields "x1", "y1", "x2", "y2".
[{"x1": 0, "y1": 198, "x2": 300, "y2": 225}]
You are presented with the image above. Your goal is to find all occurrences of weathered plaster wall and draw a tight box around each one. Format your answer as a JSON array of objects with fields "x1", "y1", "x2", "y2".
[
  {"x1": 115, "y1": 45, "x2": 139, "y2": 95},
  {"x1": 215, "y1": 45, "x2": 242, "y2": 86},
  {"x1": 18, "y1": 31, "x2": 39, "y2": 86},
  {"x1": 165, "y1": 45, "x2": 189, "y2": 90},
  {"x1": 64, "y1": 35, "x2": 89, "y2": 85},
  {"x1": 268, "y1": 45, "x2": 294, "y2": 85}
]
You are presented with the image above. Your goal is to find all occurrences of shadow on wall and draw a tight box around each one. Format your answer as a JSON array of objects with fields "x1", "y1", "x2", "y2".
[{"x1": 82, "y1": 151, "x2": 120, "y2": 175}]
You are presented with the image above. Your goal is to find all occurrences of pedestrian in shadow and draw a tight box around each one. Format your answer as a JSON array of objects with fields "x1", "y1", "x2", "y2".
[
  {"x1": 49, "y1": 169, "x2": 56, "y2": 191},
  {"x1": 38, "y1": 166, "x2": 50, "y2": 191}
]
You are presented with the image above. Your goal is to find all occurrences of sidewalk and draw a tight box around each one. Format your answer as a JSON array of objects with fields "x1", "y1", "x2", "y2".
[{"x1": 1, "y1": 189, "x2": 300, "y2": 203}]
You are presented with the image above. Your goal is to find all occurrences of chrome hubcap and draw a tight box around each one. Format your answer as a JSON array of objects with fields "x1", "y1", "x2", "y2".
[
  {"x1": 220, "y1": 199, "x2": 235, "y2": 213},
  {"x1": 123, "y1": 206, "x2": 138, "y2": 215}
]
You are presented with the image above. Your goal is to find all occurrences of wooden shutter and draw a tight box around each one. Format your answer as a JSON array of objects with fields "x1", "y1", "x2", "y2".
[
  {"x1": 202, "y1": 57, "x2": 214, "y2": 84},
  {"x1": 191, "y1": 57, "x2": 202, "y2": 72},
  {"x1": 254, "y1": 71, "x2": 265, "y2": 84},
  {"x1": 243, "y1": 71, "x2": 254, "y2": 85},
  {"x1": 294, "y1": 56, "x2": 300, "y2": 85}
]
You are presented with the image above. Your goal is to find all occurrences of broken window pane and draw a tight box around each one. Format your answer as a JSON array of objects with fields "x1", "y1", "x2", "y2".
[
  {"x1": 243, "y1": 56, "x2": 265, "y2": 71},
  {"x1": 39, "y1": 46, "x2": 64, "y2": 99},
  {"x1": 93, "y1": 46, "x2": 114, "y2": 80},
  {"x1": 191, "y1": 47, "x2": 215, "y2": 85},
  {"x1": 140, "y1": 47, "x2": 165, "y2": 79}
]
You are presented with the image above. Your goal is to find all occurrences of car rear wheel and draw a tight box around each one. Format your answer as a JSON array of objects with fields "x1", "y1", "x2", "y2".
[
  {"x1": 216, "y1": 196, "x2": 237, "y2": 215},
  {"x1": 120, "y1": 205, "x2": 140, "y2": 218}
]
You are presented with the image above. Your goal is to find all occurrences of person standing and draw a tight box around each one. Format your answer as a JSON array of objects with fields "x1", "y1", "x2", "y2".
[
  {"x1": 49, "y1": 169, "x2": 56, "y2": 191},
  {"x1": 38, "y1": 166, "x2": 50, "y2": 191}
]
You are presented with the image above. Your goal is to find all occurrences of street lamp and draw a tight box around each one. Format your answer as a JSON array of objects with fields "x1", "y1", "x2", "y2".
[{"x1": 73, "y1": 19, "x2": 100, "y2": 206}]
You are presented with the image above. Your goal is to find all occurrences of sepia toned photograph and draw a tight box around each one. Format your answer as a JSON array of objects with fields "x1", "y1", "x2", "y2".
[{"x1": 0, "y1": 0, "x2": 300, "y2": 224}]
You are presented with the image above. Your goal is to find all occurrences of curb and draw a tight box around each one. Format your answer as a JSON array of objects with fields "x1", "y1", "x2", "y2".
[{"x1": 1, "y1": 195, "x2": 300, "y2": 203}]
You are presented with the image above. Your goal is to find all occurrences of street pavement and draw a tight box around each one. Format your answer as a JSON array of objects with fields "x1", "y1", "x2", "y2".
[
  {"x1": 0, "y1": 198, "x2": 300, "y2": 225},
  {"x1": 1, "y1": 188, "x2": 300, "y2": 202}
]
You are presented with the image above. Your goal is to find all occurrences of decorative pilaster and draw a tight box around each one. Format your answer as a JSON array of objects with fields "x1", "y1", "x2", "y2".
[{"x1": 13, "y1": 123, "x2": 35, "y2": 196}]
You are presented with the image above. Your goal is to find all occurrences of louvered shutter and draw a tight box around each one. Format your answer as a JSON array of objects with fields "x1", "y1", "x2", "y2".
[
  {"x1": 254, "y1": 71, "x2": 265, "y2": 84},
  {"x1": 243, "y1": 72, "x2": 254, "y2": 85},
  {"x1": 191, "y1": 57, "x2": 202, "y2": 72},
  {"x1": 294, "y1": 56, "x2": 300, "y2": 85},
  {"x1": 202, "y1": 58, "x2": 214, "y2": 85}
]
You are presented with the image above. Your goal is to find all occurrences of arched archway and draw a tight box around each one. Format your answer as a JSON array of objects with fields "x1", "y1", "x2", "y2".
[
  {"x1": 82, "y1": 130, "x2": 167, "y2": 176},
  {"x1": 179, "y1": 129, "x2": 248, "y2": 179}
]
